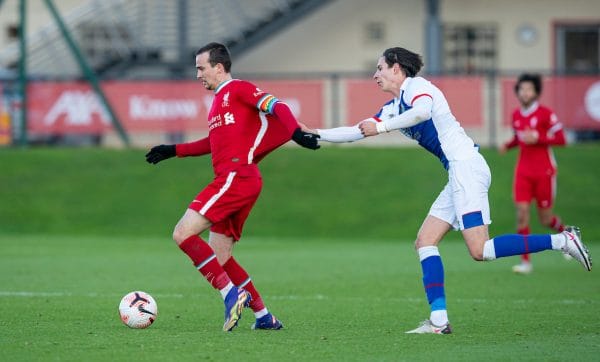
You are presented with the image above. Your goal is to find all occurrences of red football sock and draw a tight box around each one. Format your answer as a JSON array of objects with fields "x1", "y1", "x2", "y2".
[
  {"x1": 549, "y1": 216, "x2": 565, "y2": 232},
  {"x1": 223, "y1": 257, "x2": 266, "y2": 313},
  {"x1": 517, "y1": 226, "x2": 530, "y2": 262},
  {"x1": 179, "y1": 235, "x2": 231, "y2": 290}
]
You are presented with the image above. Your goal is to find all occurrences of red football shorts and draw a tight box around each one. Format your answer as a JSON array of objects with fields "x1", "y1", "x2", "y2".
[
  {"x1": 189, "y1": 167, "x2": 262, "y2": 241},
  {"x1": 513, "y1": 171, "x2": 556, "y2": 209}
]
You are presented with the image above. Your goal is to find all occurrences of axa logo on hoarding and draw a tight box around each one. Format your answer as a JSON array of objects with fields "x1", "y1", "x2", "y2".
[{"x1": 43, "y1": 90, "x2": 110, "y2": 126}]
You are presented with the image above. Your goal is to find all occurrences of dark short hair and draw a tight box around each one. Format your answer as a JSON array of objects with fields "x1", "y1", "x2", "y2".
[
  {"x1": 196, "y1": 42, "x2": 232, "y2": 73},
  {"x1": 514, "y1": 73, "x2": 542, "y2": 95},
  {"x1": 382, "y1": 47, "x2": 424, "y2": 77}
]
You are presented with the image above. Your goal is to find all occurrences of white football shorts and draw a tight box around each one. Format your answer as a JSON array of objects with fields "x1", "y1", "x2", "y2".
[{"x1": 428, "y1": 152, "x2": 492, "y2": 230}]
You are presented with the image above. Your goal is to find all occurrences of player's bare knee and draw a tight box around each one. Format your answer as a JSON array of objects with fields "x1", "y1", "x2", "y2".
[
  {"x1": 208, "y1": 232, "x2": 234, "y2": 264},
  {"x1": 517, "y1": 213, "x2": 529, "y2": 226},
  {"x1": 414, "y1": 236, "x2": 431, "y2": 250},
  {"x1": 209, "y1": 241, "x2": 233, "y2": 264},
  {"x1": 464, "y1": 239, "x2": 485, "y2": 261},
  {"x1": 213, "y1": 249, "x2": 232, "y2": 265},
  {"x1": 468, "y1": 247, "x2": 485, "y2": 261},
  {"x1": 172, "y1": 226, "x2": 189, "y2": 245}
]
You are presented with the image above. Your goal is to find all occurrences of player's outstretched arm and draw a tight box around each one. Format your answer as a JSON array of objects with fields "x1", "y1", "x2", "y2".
[
  {"x1": 145, "y1": 137, "x2": 211, "y2": 164},
  {"x1": 316, "y1": 123, "x2": 366, "y2": 143},
  {"x1": 372, "y1": 96, "x2": 432, "y2": 134},
  {"x1": 271, "y1": 102, "x2": 320, "y2": 150}
]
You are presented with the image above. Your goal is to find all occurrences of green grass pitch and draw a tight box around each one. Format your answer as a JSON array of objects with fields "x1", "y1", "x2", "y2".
[{"x1": 1, "y1": 145, "x2": 599, "y2": 361}]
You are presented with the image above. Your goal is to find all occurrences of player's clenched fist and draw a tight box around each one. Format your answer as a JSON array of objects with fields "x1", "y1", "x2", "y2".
[
  {"x1": 145, "y1": 144, "x2": 176, "y2": 164},
  {"x1": 358, "y1": 119, "x2": 378, "y2": 137},
  {"x1": 292, "y1": 128, "x2": 320, "y2": 150}
]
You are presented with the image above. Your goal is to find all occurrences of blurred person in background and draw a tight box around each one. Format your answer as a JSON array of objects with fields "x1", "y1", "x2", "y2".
[{"x1": 500, "y1": 73, "x2": 572, "y2": 275}]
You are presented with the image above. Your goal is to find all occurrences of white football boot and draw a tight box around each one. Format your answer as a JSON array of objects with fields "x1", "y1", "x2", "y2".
[
  {"x1": 512, "y1": 261, "x2": 533, "y2": 274},
  {"x1": 562, "y1": 226, "x2": 592, "y2": 271},
  {"x1": 405, "y1": 320, "x2": 452, "y2": 334}
]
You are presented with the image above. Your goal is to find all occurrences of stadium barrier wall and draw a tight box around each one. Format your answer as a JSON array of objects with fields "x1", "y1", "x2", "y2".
[{"x1": 1, "y1": 75, "x2": 599, "y2": 147}]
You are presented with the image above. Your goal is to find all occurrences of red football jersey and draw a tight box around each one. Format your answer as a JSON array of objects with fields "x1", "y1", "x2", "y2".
[
  {"x1": 178, "y1": 79, "x2": 294, "y2": 176},
  {"x1": 505, "y1": 102, "x2": 566, "y2": 176}
]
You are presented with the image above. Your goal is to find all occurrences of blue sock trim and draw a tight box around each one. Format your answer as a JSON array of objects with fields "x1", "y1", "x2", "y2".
[
  {"x1": 431, "y1": 297, "x2": 446, "y2": 311},
  {"x1": 493, "y1": 234, "x2": 552, "y2": 258}
]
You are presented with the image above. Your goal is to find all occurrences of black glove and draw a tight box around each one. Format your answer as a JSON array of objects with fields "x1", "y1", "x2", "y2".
[
  {"x1": 145, "y1": 144, "x2": 176, "y2": 164},
  {"x1": 292, "y1": 128, "x2": 320, "y2": 150}
]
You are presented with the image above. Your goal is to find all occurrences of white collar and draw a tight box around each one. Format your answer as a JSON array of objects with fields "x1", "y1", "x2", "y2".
[
  {"x1": 520, "y1": 101, "x2": 539, "y2": 116},
  {"x1": 215, "y1": 78, "x2": 235, "y2": 94},
  {"x1": 400, "y1": 77, "x2": 412, "y2": 92}
]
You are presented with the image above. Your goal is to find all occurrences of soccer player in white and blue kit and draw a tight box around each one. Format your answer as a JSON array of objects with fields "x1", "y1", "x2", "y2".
[{"x1": 303, "y1": 47, "x2": 592, "y2": 334}]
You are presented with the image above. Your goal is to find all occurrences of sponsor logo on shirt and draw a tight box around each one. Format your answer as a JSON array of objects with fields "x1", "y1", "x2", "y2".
[
  {"x1": 224, "y1": 112, "x2": 235, "y2": 125},
  {"x1": 208, "y1": 114, "x2": 222, "y2": 130},
  {"x1": 208, "y1": 112, "x2": 235, "y2": 130}
]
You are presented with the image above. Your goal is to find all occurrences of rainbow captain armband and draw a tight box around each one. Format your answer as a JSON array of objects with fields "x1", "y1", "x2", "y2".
[{"x1": 257, "y1": 94, "x2": 278, "y2": 114}]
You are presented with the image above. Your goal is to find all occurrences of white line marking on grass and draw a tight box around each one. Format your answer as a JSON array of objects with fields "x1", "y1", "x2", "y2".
[
  {"x1": 268, "y1": 294, "x2": 328, "y2": 300},
  {"x1": 0, "y1": 291, "x2": 184, "y2": 298},
  {"x1": 0, "y1": 292, "x2": 596, "y2": 306},
  {"x1": 0, "y1": 291, "x2": 70, "y2": 297}
]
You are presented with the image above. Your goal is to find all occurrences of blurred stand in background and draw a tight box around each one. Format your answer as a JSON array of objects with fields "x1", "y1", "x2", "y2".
[{"x1": 0, "y1": 0, "x2": 598, "y2": 148}]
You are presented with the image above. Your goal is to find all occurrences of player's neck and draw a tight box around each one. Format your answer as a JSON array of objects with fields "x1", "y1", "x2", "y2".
[
  {"x1": 387, "y1": 83, "x2": 402, "y2": 98},
  {"x1": 520, "y1": 100, "x2": 539, "y2": 115},
  {"x1": 392, "y1": 76, "x2": 410, "y2": 98},
  {"x1": 214, "y1": 75, "x2": 234, "y2": 92}
]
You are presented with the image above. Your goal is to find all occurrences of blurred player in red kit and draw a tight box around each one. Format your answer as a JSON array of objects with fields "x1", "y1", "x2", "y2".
[
  {"x1": 500, "y1": 73, "x2": 572, "y2": 274},
  {"x1": 145, "y1": 42, "x2": 320, "y2": 331}
]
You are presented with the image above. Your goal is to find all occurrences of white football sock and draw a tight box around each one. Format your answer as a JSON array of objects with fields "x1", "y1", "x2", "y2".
[
  {"x1": 417, "y1": 245, "x2": 440, "y2": 261},
  {"x1": 482, "y1": 239, "x2": 496, "y2": 260},
  {"x1": 551, "y1": 233, "x2": 566, "y2": 250},
  {"x1": 430, "y1": 310, "x2": 449, "y2": 326},
  {"x1": 219, "y1": 282, "x2": 234, "y2": 300},
  {"x1": 254, "y1": 308, "x2": 269, "y2": 319}
]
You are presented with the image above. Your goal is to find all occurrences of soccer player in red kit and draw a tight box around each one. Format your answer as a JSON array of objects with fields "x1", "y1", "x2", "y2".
[
  {"x1": 145, "y1": 42, "x2": 320, "y2": 331},
  {"x1": 500, "y1": 73, "x2": 570, "y2": 274}
]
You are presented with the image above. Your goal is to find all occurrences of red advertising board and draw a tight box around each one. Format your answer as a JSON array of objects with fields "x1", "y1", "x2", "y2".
[
  {"x1": 345, "y1": 76, "x2": 484, "y2": 127},
  {"x1": 501, "y1": 76, "x2": 600, "y2": 130},
  {"x1": 27, "y1": 79, "x2": 324, "y2": 134}
]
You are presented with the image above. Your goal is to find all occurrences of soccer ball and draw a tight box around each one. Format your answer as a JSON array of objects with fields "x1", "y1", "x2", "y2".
[{"x1": 118, "y1": 291, "x2": 158, "y2": 329}]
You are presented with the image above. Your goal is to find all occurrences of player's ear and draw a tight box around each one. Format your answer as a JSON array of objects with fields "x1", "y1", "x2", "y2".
[{"x1": 393, "y1": 63, "x2": 404, "y2": 76}]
